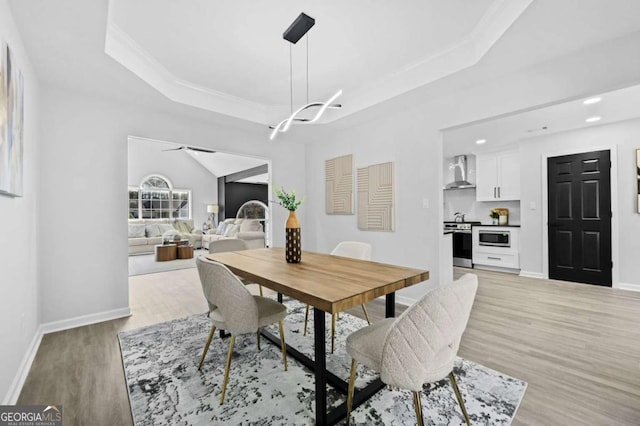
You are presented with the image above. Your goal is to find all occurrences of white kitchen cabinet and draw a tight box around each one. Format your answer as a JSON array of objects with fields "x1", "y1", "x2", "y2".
[
  {"x1": 476, "y1": 150, "x2": 520, "y2": 201},
  {"x1": 472, "y1": 226, "x2": 520, "y2": 272}
]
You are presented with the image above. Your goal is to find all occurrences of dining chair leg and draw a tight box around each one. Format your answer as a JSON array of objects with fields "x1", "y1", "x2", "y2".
[
  {"x1": 278, "y1": 320, "x2": 288, "y2": 371},
  {"x1": 346, "y1": 358, "x2": 357, "y2": 425},
  {"x1": 259, "y1": 285, "x2": 264, "y2": 296},
  {"x1": 303, "y1": 304, "x2": 310, "y2": 336},
  {"x1": 331, "y1": 313, "x2": 336, "y2": 354},
  {"x1": 361, "y1": 304, "x2": 371, "y2": 325},
  {"x1": 220, "y1": 335, "x2": 236, "y2": 405},
  {"x1": 413, "y1": 391, "x2": 424, "y2": 426},
  {"x1": 449, "y1": 372, "x2": 471, "y2": 426},
  {"x1": 257, "y1": 329, "x2": 261, "y2": 351},
  {"x1": 198, "y1": 326, "x2": 216, "y2": 370}
]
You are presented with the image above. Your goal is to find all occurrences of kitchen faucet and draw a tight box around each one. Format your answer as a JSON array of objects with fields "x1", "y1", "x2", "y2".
[{"x1": 454, "y1": 212, "x2": 465, "y2": 222}]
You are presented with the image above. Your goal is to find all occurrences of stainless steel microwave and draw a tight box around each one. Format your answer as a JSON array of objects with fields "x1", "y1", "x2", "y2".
[{"x1": 478, "y1": 230, "x2": 510, "y2": 247}]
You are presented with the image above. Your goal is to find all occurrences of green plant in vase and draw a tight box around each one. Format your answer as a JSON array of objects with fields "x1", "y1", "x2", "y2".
[
  {"x1": 490, "y1": 209, "x2": 499, "y2": 224},
  {"x1": 274, "y1": 187, "x2": 304, "y2": 263}
]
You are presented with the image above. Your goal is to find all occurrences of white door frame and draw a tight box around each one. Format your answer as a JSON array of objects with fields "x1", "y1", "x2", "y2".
[{"x1": 541, "y1": 144, "x2": 619, "y2": 287}]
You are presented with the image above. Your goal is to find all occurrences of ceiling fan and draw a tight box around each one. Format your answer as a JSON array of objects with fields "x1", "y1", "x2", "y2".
[{"x1": 162, "y1": 146, "x2": 215, "y2": 154}]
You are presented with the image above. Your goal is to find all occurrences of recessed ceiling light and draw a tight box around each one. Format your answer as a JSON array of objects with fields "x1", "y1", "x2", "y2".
[
  {"x1": 585, "y1": 116, "x2": 601, "y2": 123},
  {"x1": 475, "y1": 139, "x2": 486, "y2": 145},
  {"x1": 583, "y1": 97, "x2": 602, "y2": 105}
]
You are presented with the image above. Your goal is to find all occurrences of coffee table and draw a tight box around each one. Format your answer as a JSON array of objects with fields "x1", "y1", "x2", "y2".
[
  {"x1": 177, "y1": 245, "x2": 194, "y2": 259},
  {"x1": 155, "y1": 244, "x2": 177, "y2": 261}
]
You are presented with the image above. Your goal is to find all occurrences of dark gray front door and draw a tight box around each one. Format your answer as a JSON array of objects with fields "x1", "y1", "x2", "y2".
[{"x1": 548, "y1": 150, "x2": 612, "y2": 286}]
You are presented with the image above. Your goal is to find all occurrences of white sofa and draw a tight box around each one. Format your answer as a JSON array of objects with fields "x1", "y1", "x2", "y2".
[
  {"x1": 128, "y1": 219, "x2": 203, "y2": 255},
  {"x1": 202, "y1": 218, "x2": 265, "y2": 250}
]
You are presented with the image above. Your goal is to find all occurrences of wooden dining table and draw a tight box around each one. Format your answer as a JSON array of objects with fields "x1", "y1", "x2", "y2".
[{"x1": 207, "y1": 247, "x2": 429, "y2": 426}]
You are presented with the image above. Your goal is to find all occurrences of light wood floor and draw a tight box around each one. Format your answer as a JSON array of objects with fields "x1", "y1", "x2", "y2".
[{"x1": 18, "y1": 267, "x2": 640, "y2": 425}]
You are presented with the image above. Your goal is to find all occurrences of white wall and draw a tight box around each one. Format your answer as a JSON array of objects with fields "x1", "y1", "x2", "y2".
[
  {"x1": 0, "y1": 0, "x2": 41, "y2": 404},
  {"x1": 38, "y1": 86, "x2": 306, "y2": 325},
  {"x1": 127, "y1": 138, "x2": 218, "y2": 229},
  {"x1": 519, "y1": 118, "x2": 640, "y2": 287},
  {"x1": 304, "y1": 31, "x2": 640, "y2": 304}
]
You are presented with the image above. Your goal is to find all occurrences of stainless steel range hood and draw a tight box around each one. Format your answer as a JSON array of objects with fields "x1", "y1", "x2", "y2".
[{"x1": 444, "y1": 155, "x2": 476, "y2": 189}]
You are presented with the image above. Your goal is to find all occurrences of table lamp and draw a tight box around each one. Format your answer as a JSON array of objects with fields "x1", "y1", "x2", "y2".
[{"x1": 207, "y1": 204, "x2": 219, "y2": 228}]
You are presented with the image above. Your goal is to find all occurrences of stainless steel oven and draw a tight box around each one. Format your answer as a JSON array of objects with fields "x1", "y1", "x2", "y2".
[
  {"x1": 478, "y1": 230, "x2": 511, "y2": 247},
  {"x1": 444, "y1": 221, "x2": 481, "y2": 268}
]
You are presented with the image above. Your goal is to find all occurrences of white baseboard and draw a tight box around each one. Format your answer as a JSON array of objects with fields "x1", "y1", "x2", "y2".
[
  {"x1": 3, "y1": 307, "x2": 132, "y2": 405},
  {"x1": 615, "y1": 282, "x2": 640, "y2": 292},
  {"x1": 519, "y1": 271, "x2": 545, "y2": 279},
  {"x1": 394, "y1": 294, "x2": 417, "y2": 307},
  {"x1": 2, "y1": 326, "x2": 44, "y2": 405},
  {"x1": 40, "y1": 307, "x2": 131, "y2": 334}
]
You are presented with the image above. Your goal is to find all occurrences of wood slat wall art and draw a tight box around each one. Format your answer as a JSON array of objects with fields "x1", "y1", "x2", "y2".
[
  {"x1": 325, "y1": 154, "x2": 354, "y2": 215},
  {"x1": 358, "y1": 162, "x2": 395, "y2": 231}
]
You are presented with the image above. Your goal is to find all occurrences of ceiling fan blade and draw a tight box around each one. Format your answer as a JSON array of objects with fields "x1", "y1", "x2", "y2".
[
  {"x1": 162, "y1": 146, "x2": 215, "y2": 153},
  {"x1": 186, "y1": 146, "x2": 216, "y2": 153}
]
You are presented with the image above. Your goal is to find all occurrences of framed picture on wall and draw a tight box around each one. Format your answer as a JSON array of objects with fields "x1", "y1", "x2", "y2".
[
  {"x1": 636, "y1": 149, "x2": 640, "y2": 213},
  {"x1": 0, "y1": 40, "x2": 25, "y2": 197}
]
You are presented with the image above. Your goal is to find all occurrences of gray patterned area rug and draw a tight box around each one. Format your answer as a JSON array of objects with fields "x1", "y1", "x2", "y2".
[{"x1": 119, "y1": 299, "x2": 527, "y2": 425}]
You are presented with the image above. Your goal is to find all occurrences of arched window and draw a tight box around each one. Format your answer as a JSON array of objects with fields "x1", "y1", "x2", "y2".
[{"x1": 128, "y1": 175, "x2": 191, "y2": 219}]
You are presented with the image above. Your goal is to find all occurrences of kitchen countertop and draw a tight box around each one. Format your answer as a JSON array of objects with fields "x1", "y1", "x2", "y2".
[{"x1": 473, "y1": 224, "x2": 521, "y2": 227}]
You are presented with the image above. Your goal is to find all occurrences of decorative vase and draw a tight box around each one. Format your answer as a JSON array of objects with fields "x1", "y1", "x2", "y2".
[
  {"x1": 285, "y1": 211, "x2": 301, "y2": 263},
  {"x1": 499, "y1": 214, "x2": 508, "y2": 225},
  {"x1": 492, "y1": 218, "x2": 499, "y2": 225}
]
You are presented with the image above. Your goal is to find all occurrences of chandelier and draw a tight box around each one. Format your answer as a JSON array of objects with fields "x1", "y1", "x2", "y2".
[{"x1": 269, "y1": 13, "x2": 342, "y2": 140}]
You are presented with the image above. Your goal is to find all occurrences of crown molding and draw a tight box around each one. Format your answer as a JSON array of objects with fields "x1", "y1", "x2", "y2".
[
  {"x1": 105, "y1": 0, "x2": 532, "y2": 126},
  {"x1": 105, "y1": 23, "x2": 269, "y2": 124},
  {"x1": 325, "y1": 0, "x2": 534, "y2": 123}
]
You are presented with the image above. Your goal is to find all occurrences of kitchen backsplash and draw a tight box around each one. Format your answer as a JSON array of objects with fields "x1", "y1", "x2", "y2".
[{"x1": 443, "y1": 188, "x2": 521, "y2": 224}]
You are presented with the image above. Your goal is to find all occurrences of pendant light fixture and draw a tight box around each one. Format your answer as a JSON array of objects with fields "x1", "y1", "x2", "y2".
[{"x1": 269, "y1": 13, "x2": 342, "y2": 140}]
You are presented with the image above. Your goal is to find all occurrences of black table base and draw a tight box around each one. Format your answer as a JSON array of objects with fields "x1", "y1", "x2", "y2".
[{"x1": 260, "y1": 292, "x2": 396, "y2": 425}]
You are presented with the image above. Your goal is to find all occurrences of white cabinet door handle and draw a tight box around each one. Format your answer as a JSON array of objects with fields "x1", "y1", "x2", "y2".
[
  {"x1": 488, "y1": 256, "x2": 501, "y2": 260},
  {"x1": 498, "y1": 187, "x2": 501, "y2": 198}
]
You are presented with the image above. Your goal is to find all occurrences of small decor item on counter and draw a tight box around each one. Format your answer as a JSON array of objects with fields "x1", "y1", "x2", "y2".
[
  {"x1": 173, "y1": 234, "x2": 182, "y2": 242},
  {"x1": 491, "y1": 208, "x2": 509, "y2": 225},
  {"x1": 490, "y1": 210, "x2": 499, "y2": 225},
  {"x1": 274, "y1": 186, "x2": 304, "y2": 263}
]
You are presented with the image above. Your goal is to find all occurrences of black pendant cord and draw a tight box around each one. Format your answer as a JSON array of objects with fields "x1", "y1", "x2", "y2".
[
  {"x1": 289, "y1": 43, "x2": 293, "y2": 114},
  {"x1": 306, "y1": 34, "x2": 309, "y2": 104}
]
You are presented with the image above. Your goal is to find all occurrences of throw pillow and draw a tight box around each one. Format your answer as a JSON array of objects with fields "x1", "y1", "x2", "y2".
[
  {"x1": 173, "y1": 221, "x2": 188, "y2": 234},
  {"x1": 216, "y1": 222, "x2": 226, "y2": 235},
  {"x1": 128, "y1": 224, "x2": 146, "y2": 238},
  {"x1": 239, "y1": 219, "x2": 262, "y2": 233},
  {"x1": 175, "y1": 220, "x2": 194, "y2": 233},
  {"x1": 158, "y1": 223, "x2": 174, "y2": 234},
  {"x1": 223, "y1": 224, "x2": 240, "y2": 237},
  {"x1": 144, "y1": 224, "x2": 162, "y2": 238}
]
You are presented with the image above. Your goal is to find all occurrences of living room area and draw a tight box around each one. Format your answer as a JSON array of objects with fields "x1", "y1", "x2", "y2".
[{"x1": 127, "y1": 136, "x2": 271, "y2": 276}]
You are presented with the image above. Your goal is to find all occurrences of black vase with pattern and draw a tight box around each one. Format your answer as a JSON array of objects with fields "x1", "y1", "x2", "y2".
[{"x1": 285, "y1": 211, "x2": 301, "y2": 263}]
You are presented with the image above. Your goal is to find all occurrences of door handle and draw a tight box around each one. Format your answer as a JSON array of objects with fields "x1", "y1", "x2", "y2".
[
  {"x1": 493, "y1": 187, "x2": 496, "y2": 198},
  {"x1": 498, "y1": 187, "x2": 501, "y2": 198},
  {"x1": 488, "y1": 256, "x2": 502, "y2": 260}
]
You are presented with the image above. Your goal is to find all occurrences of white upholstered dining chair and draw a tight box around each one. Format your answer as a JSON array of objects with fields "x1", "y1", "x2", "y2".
[
  {"x1": 208, "y1": 238, "x2": 264, "y2": 296},
  {"x1": 196, "y1": 257, "x2": 289, "y2": 404},
  {"x1": 303, "y1": 241, "x2": 373, "y2": 353},
  {"x1": 345, "y1": 273, "x2": 478, "y2": 426}
]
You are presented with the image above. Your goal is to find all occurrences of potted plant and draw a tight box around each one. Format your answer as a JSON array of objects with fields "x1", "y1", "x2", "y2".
[
  {"x1": 274, "y1": 187, "x2": 304, "y2": 263},
  {"x1": 490, "y1": 209, "x2": 500, "y2": 225}
]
